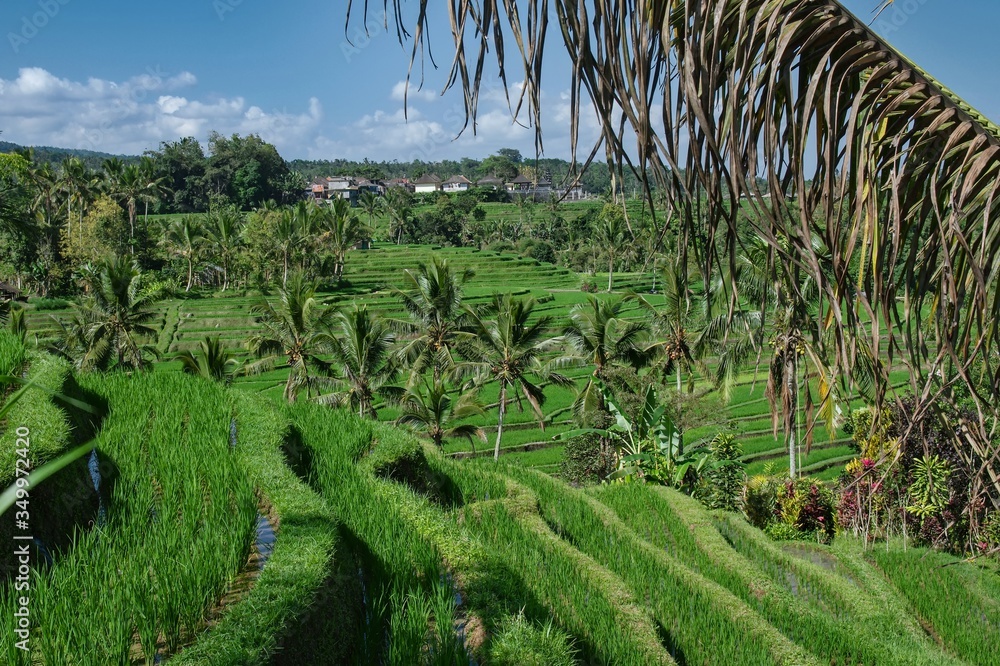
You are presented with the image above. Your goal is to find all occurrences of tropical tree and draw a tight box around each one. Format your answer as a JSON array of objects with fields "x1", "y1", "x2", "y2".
[
  {"x1": 384, "y1": 187, "x2": 413, "y2": 244},
  {"x1": 275, "y1": 202, "x2": 310, "y2": 286},
  {"x1": 60, "y1": 157, "x2": 97, "y2": 241},
  {"x1": 702, "y1": 235, "x2": 844, "y2": 478},
  {"x1": 72, "y1": 256, "x2": 164, "y2": 371},
  {"x1": 137, "y1": 155, "x2": 171, "y2": 224},
  {"x1": 642, "y1": 259, "x2": 711, "y2": 394},
  {"x1": 460, "y1": 294, "x2": 569, "y2": 460},
  {"x1": 358, "y1": 190, "x2": 381, "y2": 231},
  {"x1": 206, "y1": 208, "x2": 244, "y2": 291},
  {"x1": 246, "y1": 273, "x2": 337, "y2": 403},
  {"x1": 162, "y1": 216, "x2": 205, "y2": 291},
  {"x1": 395, "y1": 379, "x2": 486, "y2": 451},
  {"x1": 320, "y1": 306, "x2": 400, "y2": 418},
  {"x1": 107, "y1": 163, "x2": 148, "y2": 244},
  {"x1": 317, "y1": 198, "x2": 369, "y2": 283},
  {"x1": 175, "y1": 336, "x2": 242, "y2": 384},
  {"x1": 561, "y1": 294, "x2": 651, "y2": 416},
  {"x1": 391, "y1": 257, "x2": 474, "y2": 382},
  {"x1": 595, "y1": 204, "x2": 627, "y2": 292}
]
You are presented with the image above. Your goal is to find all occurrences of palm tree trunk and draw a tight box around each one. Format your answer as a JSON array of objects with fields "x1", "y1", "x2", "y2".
[
  {"x1": 787, "y1": 354, "x2": 798, "y2": 479},
  {"x1": 186, "y1": 257, "x2": 194, "y2": 292},
  {"x1": 676, "y1": 365, "x2": 682, "y2": 393},
  {"x1": 494, "y1": 383, "x2": 507, "y2": 461}
]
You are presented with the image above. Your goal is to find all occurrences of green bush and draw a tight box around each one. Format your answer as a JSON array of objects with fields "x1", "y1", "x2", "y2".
[
  {"x1": 489, "y1": 612, "x2": 576, "y2": 666},
  {"x1": 32, "y1": 297, "x2": 72, "y2": 311},
  {"x1": 559, "y1": 433, "x2": 616, "y2": 485}
]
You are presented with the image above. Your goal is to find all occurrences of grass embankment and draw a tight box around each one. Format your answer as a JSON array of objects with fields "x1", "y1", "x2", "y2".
[
  {"x1": 172, "y1": 391, "x2": 345, "y2": 665},
  {"x1": 595, "y1": 484, "x2": 957, "y2": 665},
  {"x1": 0, "y1": 372, "x2": 257, "y2": 665}
]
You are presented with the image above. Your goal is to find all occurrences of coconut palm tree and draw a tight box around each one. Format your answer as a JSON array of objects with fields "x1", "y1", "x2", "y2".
[
  {"x1": 72, "y1": 256, "x2": 164, "y2": 371},
  {"x1": 175, "y1": 336, "x2": 243, "y2": 384},
  {"x1": 641, "y1": 260, "x2": 712, "y2": 395},
  {"x1": 383, "y1": 187, "x2": 413, "y2": 244},
  {"x1": 391, "y1": 257, "x2": 474, "y2": 382},
  {"x1": 206, "y1": 208, "x2": 243, "y2": 291},
  {"x1": 107, "y1": 163, "x2": 148, "y2": 244},
  {"x1": 317, "y1": 198, "x2": 369, "y2": 283},
  {"x1": 595, "y1": 204, "x2": 627, "y2": 292},
  {"x1": 460, "y1": 294, "x2": 569, "y2": 460},
  {"x1": 246, "y1": 273, "x2": 338, "y2": 403},
  {"x1": 358, "y1": 189, "x2": 381, "y2": 232},
  {"x1": 137, "y1": 156, "x2": 171, "y2": 225},
  {"x1": 162, "y1": 216, "x2": 204, "y2": 292},
  {"x1": 395, "y1": 379, "x2": 486, "y2": 451},
  {"x1": 319, "y1": 306, "x2": 400, "y2": 418},
  {"x1": 275, "y1": 202, "x2": 311, "y2": 287},
  {"x1": 561, "y1": 294, "x2": 652, "y2": 416},
  {"x1": 60, "y1": 157, "x2": 96, "y2": 241}
]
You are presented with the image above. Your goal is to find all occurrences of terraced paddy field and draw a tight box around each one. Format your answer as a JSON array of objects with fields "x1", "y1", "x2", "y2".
[
  {"x1": 21, "y1": 243, "x2": 909, "y2": 480},
  {"x1": 2, "y1": 329, "x2": 995, "y2": 665}
]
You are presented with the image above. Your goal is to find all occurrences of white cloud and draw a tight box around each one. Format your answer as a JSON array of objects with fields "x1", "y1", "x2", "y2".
[
  {"x1": 0, "y1": 67, "x2": 322, "y2": 157},
  {"x1": 389, "y1": 81, "x2": 438, "y2": 103},
  {"x1": 0, "y1": 67, "x2": 606, "y2": 163}
]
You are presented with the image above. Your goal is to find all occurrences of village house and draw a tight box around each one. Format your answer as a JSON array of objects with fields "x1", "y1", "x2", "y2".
[
  {"x1": 441, "y1": 174, "x2": 473, "y2": 193},
  {"x1": 413, "y1": 174, "x2": 443, "y2": 194}
]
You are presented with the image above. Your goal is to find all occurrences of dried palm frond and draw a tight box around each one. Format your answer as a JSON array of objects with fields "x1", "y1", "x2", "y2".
[{"x1": 353, "y1": 0, "x2": 1000, "y2": 502}]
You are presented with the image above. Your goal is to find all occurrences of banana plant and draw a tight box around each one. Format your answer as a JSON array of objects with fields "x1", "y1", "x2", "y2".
[{"x1": 559, "y1": 381, "x2": 709, "y2": 489}]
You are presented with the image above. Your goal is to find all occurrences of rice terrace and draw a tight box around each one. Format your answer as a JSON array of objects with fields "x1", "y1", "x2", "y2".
[{"x1": 1, "y1": 0, "x2": 999, "y2": 664}]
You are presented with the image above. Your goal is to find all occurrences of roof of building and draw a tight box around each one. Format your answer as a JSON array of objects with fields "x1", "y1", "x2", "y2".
[
  {"x1": 442, "y1": 174, "x2": 472, "y2": 185},
  {"x1": 509, "y1": 174, "x2": 533, "y2": 184},
  {"x1": 0, "y1": 281, "x2": 24, "y2": 298},
  {"x1": 413, "y1": 173, "x2": 443, "y2": 185}
]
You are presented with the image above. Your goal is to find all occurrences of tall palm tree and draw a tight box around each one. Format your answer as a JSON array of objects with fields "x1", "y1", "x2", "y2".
[
  {"x1": 73, "y1": 257, "x2": 164, "y2": 371},
  {"x1": 320, "y1": 306, "x2": 400, "y2": 418},
  {"x1": 275, "y1": 202, "x2": 311, "y2": 287},
  {"x1": 246, "y1": 273, "x2": 337, "y2": 403},
  {"x1": 206, "y1": 208, "x2": 243, "y2": 291},
  {"x1": 358, "y1": 190, "x2": 381, "y2": 232},
  {"x1": 175, "y1": 336, "x2": 243, "y2": 384},
  {"x1": 460, "y1": 294, "x2": 569, "y2": 461},
  {"x1": 60, "y1": 157, "x2": 96, "y2": 241},
  {"x1": 395, "y1": 379, "x2": 486, "y2": 451},
  {"x1": 108, "y1": 163, "x2": 147, "y2": 244},
  {"x1": 595, "y1": 204, "x2": 627, "y2": 292},
  {"x1": 162, "y1": 216, "x2": 204, "y2": 292},
  {"x1": 383, "y1": 187, "x2": 413, "y2": 244},
  {"x1": 642, "y1": 260, "x2": 712, "y2": 394},
  {"x1": 391, "y1": 257, "x2": 474, "y2": 382},
  {"x1": 561, "y1": 294, "x2": 652, "y2": 416},
  {"x1": 137, "y1": 156, "x2": 171, "y2": 224},
  {"x1": 702, "y1": 235, "x2": 846, "y2": 479},
  {"x1": 317, "y1": 198, "x2": 369, "y2": 283}
]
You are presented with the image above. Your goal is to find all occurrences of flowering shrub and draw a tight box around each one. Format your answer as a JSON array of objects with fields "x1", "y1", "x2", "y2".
[{"x1": 744, "y1": 472, "x2": 835, "y2": 543}]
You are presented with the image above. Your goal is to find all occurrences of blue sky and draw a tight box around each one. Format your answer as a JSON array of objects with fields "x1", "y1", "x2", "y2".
[{"x1": 0, "y1": 0, "x2": 996, "y2": 162}]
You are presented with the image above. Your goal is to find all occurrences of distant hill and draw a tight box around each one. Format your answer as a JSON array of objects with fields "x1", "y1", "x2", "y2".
[{"x1": 0, "y1": 141, "x2": 141, "y2": 170}]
